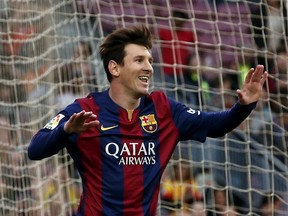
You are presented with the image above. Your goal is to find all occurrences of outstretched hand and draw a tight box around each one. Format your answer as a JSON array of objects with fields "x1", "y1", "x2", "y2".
[
  {"x1": 64, "y1": 110, "x2": 99, "y2": 134},
  {"x1": 236, "y1": 64, "x2": 268, "y2": 105}
]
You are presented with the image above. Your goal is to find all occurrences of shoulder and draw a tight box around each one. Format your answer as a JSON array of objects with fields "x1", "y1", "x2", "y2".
[
  {"x1": 75, "y1": 94, "x2": 94, "y2": 106},
  {"x1": 147, "y1": 91, "x2": 184, "y2": 109},
  {"x1": 77, "y1": 91, "x2": 105, "y2": 103},
  {"x1": 146, "y1": 91, "x2": 176, "y2": 114},
  {"x1": 75, "y1": 91, "x2": 106, "y2": 111},
  {"x1": 148, "y1": 90, "x2": 169, "y2": 102}
]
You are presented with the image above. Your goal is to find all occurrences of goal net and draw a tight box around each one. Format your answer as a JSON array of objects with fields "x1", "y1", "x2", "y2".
[{"x1": 0, "y1": 0, "x2": 287, "y2": 215}]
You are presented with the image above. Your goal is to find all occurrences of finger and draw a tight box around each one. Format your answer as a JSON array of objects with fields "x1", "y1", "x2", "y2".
[
  {"x1": 236, "y1": 89, "x2": 243, "y2": 99},
  {"x1": 251, "y1": 65, "x2": 264, "y2": 82},
  {"x1": 236, "y1": 89, "x2": 247, "y2": 105},
  {"x1": 83, "y1": 120, "x2": 100, "y2": 131},
  {"x1": 259, "y1": 71, "x2": 268, "y2": 86},
  {"x1": 244, "y1": 67, "x2": 254, "y2": 83},
  {"x1": 85, "y1": 120, "x2": 100, "y2": 127},
  {"x1": 64, "y1": 113, "x2": 78, "y2": 133},
  {"x1": 69, "y1": 113, "x2": 77, "y2": 123},
  {"x1": 81, "y1": 112, "x2": 97, "y2": 121},
  {"x1": 74, "y1": 111, "x2": 92, "y2": 121},
  {"x1": 76, "y1": 110, "x2": 86, "y2": 118}
]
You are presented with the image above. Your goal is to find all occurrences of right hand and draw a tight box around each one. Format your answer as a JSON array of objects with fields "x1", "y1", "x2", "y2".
[{"x1": 64, "y1": 110, "x2": 99, "y2": 134}]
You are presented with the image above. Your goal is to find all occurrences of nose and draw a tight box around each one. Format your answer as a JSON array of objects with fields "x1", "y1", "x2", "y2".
[{"x1": 144, "y1": 60, "x2": 153, "y2": 73}]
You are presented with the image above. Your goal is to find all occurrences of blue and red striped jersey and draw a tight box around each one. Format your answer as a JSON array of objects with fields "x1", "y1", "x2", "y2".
[{"x1": 28, "y1": 90, "x2": 256, "y2": 216}]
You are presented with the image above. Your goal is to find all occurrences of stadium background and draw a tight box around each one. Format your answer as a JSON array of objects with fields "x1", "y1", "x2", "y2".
[{"x1": 0, "y1": 0, "x2": 287, "y2": 215}]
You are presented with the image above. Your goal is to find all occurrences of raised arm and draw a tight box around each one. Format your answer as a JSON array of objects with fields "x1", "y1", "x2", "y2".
[{"x1": 173, "y1": 65, "x2": 267, "y2": 142}]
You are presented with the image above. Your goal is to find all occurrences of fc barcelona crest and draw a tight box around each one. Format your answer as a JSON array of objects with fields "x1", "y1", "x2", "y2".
[{"x1": 139, "y1": 114, "x2": 158, "y2": 133}]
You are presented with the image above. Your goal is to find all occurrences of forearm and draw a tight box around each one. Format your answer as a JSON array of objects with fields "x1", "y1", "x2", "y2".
[
  {"x1": 207, "y1": 101, "x2": 256, "y2": 138},
  {"x1": 28, "y1": 123, "x2": 70, "y2": 160}
]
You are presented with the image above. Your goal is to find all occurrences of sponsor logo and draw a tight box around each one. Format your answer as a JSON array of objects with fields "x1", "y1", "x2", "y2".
[
  {"x1": 101, "y1": 124, "x2": 119, "y2": 131},
  {"x1": 43, "y1": 114, "x2": 65, "y2": 130},
  {"x1": 139, "y1": 114, "x2": 157, "y2": 133},
  {"x1": 105, "y1": 141, "x2": 156, "y2": 165}
]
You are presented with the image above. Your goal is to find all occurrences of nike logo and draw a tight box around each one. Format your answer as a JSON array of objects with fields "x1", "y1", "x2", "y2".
[{"x1": 101, "y1": 124, "x2": 119, "y2": 131}]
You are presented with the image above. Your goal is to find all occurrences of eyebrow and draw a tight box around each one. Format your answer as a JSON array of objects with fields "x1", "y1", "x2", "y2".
[{"x1": 134, "y1": 55, "x2": 153, "y2": 62}]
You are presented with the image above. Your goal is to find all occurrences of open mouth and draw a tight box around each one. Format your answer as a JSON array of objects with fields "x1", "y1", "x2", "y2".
[{"x1": 138, "y1": 76, "x2": 149, "y2": 83}]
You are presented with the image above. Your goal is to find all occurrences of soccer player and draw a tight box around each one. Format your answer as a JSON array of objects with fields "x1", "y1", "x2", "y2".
[{"x1": 28, "y1": 25, "x2": 267, "y2": 216}]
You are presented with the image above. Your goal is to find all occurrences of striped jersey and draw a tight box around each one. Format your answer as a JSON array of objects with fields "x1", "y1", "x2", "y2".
[{"x1": 28, "y1": 90, "x2": 256, "y2": 216}]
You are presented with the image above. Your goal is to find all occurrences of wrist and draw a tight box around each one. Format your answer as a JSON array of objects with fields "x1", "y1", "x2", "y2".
[{"x1": 64, "y1": 121, "x2": 73, "y2": 134}]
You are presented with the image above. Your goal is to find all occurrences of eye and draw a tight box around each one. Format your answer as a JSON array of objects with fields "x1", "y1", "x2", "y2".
[{"x1": 136, "y1": 58, "x2": 143, "y2": 63}]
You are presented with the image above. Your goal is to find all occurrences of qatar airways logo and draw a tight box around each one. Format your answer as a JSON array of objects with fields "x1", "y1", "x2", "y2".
[{"x1": 105, "y1": 142, "x2": 156, "y2": 165}]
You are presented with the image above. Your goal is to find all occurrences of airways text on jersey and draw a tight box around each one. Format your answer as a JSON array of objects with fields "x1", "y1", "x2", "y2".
[{"x1": 105, "y1": 141, "x2": 156, "y2": 165}]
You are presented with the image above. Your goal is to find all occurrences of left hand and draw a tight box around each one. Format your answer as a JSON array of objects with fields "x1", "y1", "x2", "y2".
[{"x1": 236, "y1": 64, "x2": 268, "y2": 105}]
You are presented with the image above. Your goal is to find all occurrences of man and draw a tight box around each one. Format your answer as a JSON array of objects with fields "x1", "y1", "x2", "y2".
[{"x1": 28, "y1": 25, "x2": 267, "y2": 216}]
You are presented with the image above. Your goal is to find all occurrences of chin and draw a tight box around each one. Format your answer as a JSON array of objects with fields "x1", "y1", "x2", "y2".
[
  {"x1": 142, "y1": 88, "x2": 150, "y2": 95},
  {"x1": 136, "y1": 89, "x2": 149, "y2": 97}
]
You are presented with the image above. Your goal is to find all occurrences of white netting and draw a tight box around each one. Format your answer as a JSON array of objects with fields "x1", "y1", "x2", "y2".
[{"x1": 0, "y1": 0, "x2": 287, "y2": 215}]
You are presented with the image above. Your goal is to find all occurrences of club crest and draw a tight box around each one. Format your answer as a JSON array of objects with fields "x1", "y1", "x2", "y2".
[{"x1": 139, "y1": 114, "x2": 158, "y2": 133}]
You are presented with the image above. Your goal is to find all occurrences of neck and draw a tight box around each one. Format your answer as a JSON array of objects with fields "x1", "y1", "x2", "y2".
[{"x1": 108, "y1": 87, "x2": 141, "y2": 110}]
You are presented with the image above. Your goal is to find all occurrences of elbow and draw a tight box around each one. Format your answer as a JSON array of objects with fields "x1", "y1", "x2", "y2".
[
  {"x1": 27, "y1": 141, "x2": 47, "y2": 160},
  {"x1": 27, "y1": 141, "x2": 60, "y2": 160},
  {"x1": 208, "y1": 131, "x2": 228, "y2": 139},
  {"x1": 27, "y1": 144, "x2": 40, "y2": 160},
  {"x1": 27, "y1": 133, "x2": 48, "y2": 160},
  {"x1": 27, "y1": 129, "x2": 65, "y2": 160}
]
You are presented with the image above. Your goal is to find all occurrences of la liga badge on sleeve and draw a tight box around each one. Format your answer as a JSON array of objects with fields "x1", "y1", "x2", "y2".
[{"x1": 43, "y1": 114, "x2": 65, "y2": 130}]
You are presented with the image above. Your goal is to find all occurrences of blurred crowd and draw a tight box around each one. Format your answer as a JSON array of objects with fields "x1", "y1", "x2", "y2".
[{"x1": 0, "y1": 0, "x2": 287, "y2": 215}]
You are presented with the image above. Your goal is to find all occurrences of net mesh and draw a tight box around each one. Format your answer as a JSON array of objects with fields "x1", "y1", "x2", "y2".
[{"x1": 0, "y1": 0, "x2": 287, "y2": 215}]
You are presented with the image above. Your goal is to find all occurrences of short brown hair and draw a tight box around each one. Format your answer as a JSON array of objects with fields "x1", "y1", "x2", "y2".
[{"x1": 99, "y1": 25, "x2": 153, "y2": 82}]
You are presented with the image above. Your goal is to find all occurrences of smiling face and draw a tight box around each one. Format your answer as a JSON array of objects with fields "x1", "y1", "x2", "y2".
[{"x1": 110, "y1": 43, "x2": 154, "y2": 99}]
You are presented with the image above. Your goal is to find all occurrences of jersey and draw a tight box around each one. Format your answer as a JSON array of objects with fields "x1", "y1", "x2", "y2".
[{"x1": 28, "y1": 90, "x2": 256, "y2": 216}]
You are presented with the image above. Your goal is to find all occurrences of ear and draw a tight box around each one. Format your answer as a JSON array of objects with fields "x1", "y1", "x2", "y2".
[{"x1": 108, "y1": 60, "x2": 120, "y2": 77}]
